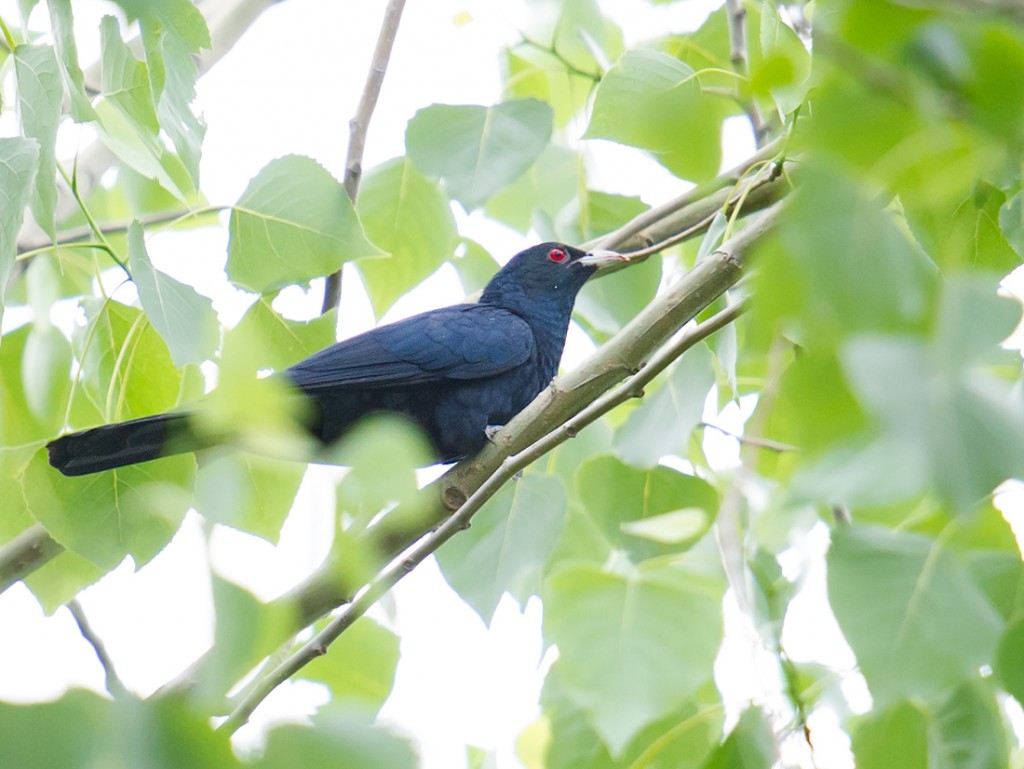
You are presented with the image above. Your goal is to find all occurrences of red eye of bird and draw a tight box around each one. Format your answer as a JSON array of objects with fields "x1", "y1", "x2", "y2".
[{"x1": 548, "y1": 247, "x2": 567, "y2": 263}]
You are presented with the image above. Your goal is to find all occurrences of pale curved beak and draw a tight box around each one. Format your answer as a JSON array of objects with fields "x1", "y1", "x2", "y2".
[{"x1": 578, "y1": 249, "x2": 627, "y2": 267}]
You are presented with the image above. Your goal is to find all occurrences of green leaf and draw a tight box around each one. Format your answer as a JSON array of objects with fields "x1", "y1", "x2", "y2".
[
  {"x1": 996, "y1": 618, "x2": 1024, "y2": 708},
  {"x1": 759, "y1": 165, "x2": 938, "y2": 348},
  {"x1": 752, "y1": 0, "x2": 811, "y2": 115},
  {"x1": 406, "y1": 100, "x2": 554, "y2": 210},
  {"x1": 72, "y1": 299, "x2": 183, "y2": 421},
  {"x1": 128, "y1": 221, "x2": 218, "y2": 367},
  {"x1": 99, "y1": 15, "x2": 159, "y2": 135},
  {"x1": 852, "y1": 681, "x2": 1008, "y2": 769},
  {"x1": 92, "y1": 98, "x2": 192, "y2": 200},
  {"x1": 0, "y1": 690, "x2": 239, "y2": 769},
  {"x1": 232, "y1": 296, "x2": 337, "y2": 372},
  {"x1": 436, "y1": 474, "x2": 568, "y2": 623},
  {"x1": 620, "y1": 508, "x2": 709, "y2": 546},
  {"x1": 252, "y1": 714, "x2": 415, "y2": 769},
  {"x1": 0, "y1": 137, "x2": 39, "y2": 331},
  {"x1": 154, "y1": 27, "x2": 206, "y2": 185},
  {"x1": 451, "y1": 239, "x2": 500, "y2": 296},
  {"x1": 542, "y1": 669, "x2": 722, "y2": 769},
  {"x1": 355, "y1": 157, "x2": 458, "y2": 317},
  {"x1": 585, "y1": 50, "x2": 722, "y2": 181},
  {"x1": 543, "y1": 561, "x2": 724, "y2": 755},
  {"x1": 194, "y1": 451, "x2": 304, "y2": 543},
  {"x1": 46, "y1": 0, "x2": 97, "y2": 121},
  {"x1": 828, "y1": 525, "x2": 1004, "y2": 707},
  {"x1": 228, "y1": 155, "x2": 381, "y2": 294},
  {"x1": 23, "y1": 448, "x2": 195, "y2": 569},
  {"x1": 614, "y1": 342, "x2": 716, "y2": 467},
  {"x1": 485, "y1": 144, "x2": 580, "y2": 233},
  {"x1": 699, "y1": 708, "x2": 776, "y2": 769},
  {"x1": 565, "y1": 455, "x2": 719, "y2": 564},
  {"x1": 1, "y1": 325, "x2": 67, "y2": 444},
  {"x1": 300, "y1": 618, "x2": 399, "y2": 713},
  {"x1": 14, "y1": 44, "x2": 61, "y2": 238},
  {"x1": 193, "y1": 576, "x2": 293, "y2": 709}
]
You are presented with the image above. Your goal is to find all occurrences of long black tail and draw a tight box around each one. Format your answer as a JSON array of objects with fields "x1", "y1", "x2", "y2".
[{"x1": 46, "y1": 413, "x2": 200, "y2": 477}]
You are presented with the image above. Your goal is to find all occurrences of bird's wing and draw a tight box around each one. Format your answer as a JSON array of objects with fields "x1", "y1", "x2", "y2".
[{"x1": 285, "y1": 304, "x2": 535, "y2": 391}]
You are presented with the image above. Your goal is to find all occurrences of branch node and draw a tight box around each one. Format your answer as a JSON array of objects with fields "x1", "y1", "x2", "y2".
[{"x1": 442, "y1": 485, "x2": 468, "y2": 511}]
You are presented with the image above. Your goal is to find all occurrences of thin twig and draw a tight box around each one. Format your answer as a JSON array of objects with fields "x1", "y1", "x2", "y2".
[
  {"x1": 68, "y1": 598, "x2": 129, "y2": 698},
  {"x1": 700, "y1": 421, "x2": 798, "y2": 453},
  {"x1": 724, "y1": 0, "x2": 769, "y2": 146},
  {"x1": 219, "y1": 295, "x2": 750, "y2": 734},
  {"x1": 321, "y1": 0, "x2": 407, "y2": 314},
  {"x1": 514, "y1": 36, "x2": 602, "y2": 81}
]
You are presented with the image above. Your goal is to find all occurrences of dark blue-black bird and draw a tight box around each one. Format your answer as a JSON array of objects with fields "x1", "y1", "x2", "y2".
[{"x1": 46, "y1": 242, "x2": 623, "y2": 476}]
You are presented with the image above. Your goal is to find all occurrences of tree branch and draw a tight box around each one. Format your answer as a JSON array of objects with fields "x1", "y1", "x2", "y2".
[
  {"x1": 220, "y1": 292, "x2": 752, "y2": 733},
  {"x1": 0, "y1": 524, "x2": 64, "y2": 595},
  {"x1": 724, "y1": 0, "x2": 769, "y2": 147},
  {"x1": 68, "y1": 598, "x2": 129, "y2": 699},
  {"x1": 321, "y1": 0, "x2": 407, "y2": 314}
]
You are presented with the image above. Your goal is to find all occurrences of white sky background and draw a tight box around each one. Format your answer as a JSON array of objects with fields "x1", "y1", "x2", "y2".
[{"x1": 2, "y1": 1, "x2": 1020, "y2": 768}]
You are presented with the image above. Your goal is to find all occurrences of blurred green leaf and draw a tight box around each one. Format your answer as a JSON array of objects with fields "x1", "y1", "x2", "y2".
[
  {"x1": 996, "y1": 618, "x2": 1024, "y2": 708},
  {"x1": 759, "y1": 165, "x2": 938, "y2": 348},
  {"x1": 542, "y1": 667, "x2": 722, "y2": 769},
  {"x1": 0, "y1": 138, "x2": 39, "y2": 330},
  {"x1": 2, "y1": 325, "x2": 67, "y2": 444},
  {"x1": 828, "y1": 525, "x2": 1003, "y2": 707},
  {"x1": 300, "y1": 617, "x2": 399, "y2": 713},
  {"x1": 194, "y1": 576, "x2": 293, "y2": 710},
  {"x1": 543, "y1": 561, "x2": 724, "y2": 755},
  {"x1": 852, "y1": 681, "x2": 1008, "y2": 769},
  {"x1": 614, "y1": 343, "x2": 716, "y2": 467},
  {"x1": 752, "y1": 0, "x2": 810, "y2": 115},
  {"x1": 562, "y1": 455, "x2": 719, "y2": 564},
  {"x1": 355, "y1": 157, "x2": 458, "y2": 317},
  {"x1": 251, "y1": 713, "x2": 415, "y2": 769},
  {"x1": 437, "y1": 474, "x2": 568, "y2": 623},
  {"x1": 699, "y1": 707, "x2": 775, "y2": 769},
  {"x1": 23, "y1": 447, "x2": 194, "y2": 569},
  {"x1": 228, "y1": 155, "x2": 380, "y2": 294},
  {"x1": 14, "y1": 44, "x2": 61, "y2": 238},
  {"x1": 232, "y1": 297, "x2": 337, "y2": 372},
  {"x1": 0, "y1": 690, "x2": 235, "y2": 769},
  {"x1": 129, "y1": 221, "x2": 218, "y2": 367},
  {"x1": 194, "y1": 451, "x2": 304, "y2": 543},
  {"x1": 406, "y1": 100, "x2": 554, "y2": 210},
  {"x1": 486, "y1": 144, "x2": 580, "y2": 234},
  {"x1": 586, "y1": 50, "x2": 722, "y2": 181},
  {"x1": 451, "y1": 239, "x2": 500, "y2": 296}
]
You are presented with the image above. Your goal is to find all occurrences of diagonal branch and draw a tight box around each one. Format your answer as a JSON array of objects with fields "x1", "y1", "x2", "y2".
[
  {"x1": 219, "y1": 292, "x2": 751, "y2": 733},
  {"x1": 321, "y1": 0, "x2": 408, "y2": 314}
]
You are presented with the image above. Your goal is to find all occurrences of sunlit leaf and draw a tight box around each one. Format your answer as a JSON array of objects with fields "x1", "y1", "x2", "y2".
[
  {"x1": 543, "y1": 560, "x2": 724, "y2": 755},
  {"x1": 0, "y1": 138, "x2": 39, "y2": 331},
  {"x1": 829, "y1": 525, "x2": 1003, "y2": 707},
  {"x1": 614, "y1": 343, "x2": 716, "y2": 467},
  {"x1": 228, "y1": 155, "x2": 381, "y2": 294},
  {"x1": 355, "y1": 157, "x2": 458, "y2": 316},
  {"x1": 586, "y1": 50, "x2": 722, "y2": 181},
  {"x1": 300, "y1": 618, "x2": 399, "y2": 713},
  {"x1": 128, "y1": 221, "x2": 218, "y2": 368},
  {"x1": 437, "y1": 474, "x2": 568, "y2": 623},
  {"x1": 406, "y1": 100, "x2": 554, "y2": 210},
  {"x1": 14, "y1": 44, "x2": 61, "y2": 237}
]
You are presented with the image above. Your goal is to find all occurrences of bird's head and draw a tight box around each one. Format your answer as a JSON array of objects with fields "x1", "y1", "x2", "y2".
[{"x1": 480, "y1": 242, "x2": 624, "y2": 310}]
